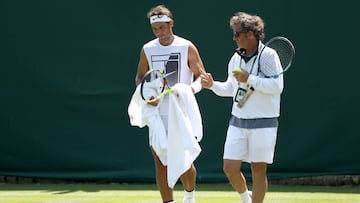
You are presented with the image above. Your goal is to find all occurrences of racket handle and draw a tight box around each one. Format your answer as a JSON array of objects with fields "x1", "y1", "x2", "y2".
[
  {"x1": 237, "y1": 86, "x2": 254, "y2": 108},
  {"x1": 145, "y1": 89, "x2": 172, "y2": 103},
  {"x1": 157, "y1": 88, "x2": 173, "y2": 99}
]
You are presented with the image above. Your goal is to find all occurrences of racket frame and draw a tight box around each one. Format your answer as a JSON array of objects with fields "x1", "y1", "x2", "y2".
[
  {"x1": 140, "y1": 69, "x2": 172, "y2": 102},
  {"x1": 262, "y1": 36, "x2": 295, "y2": 79}
]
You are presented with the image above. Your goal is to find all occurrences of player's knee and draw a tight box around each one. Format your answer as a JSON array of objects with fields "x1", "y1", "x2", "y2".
[
  {"x1": 185, "y1": 164, "x2": 196, "y2": 176},
  {"x1": 251, "y1": 163, "x2": 267, "y2": 178}
]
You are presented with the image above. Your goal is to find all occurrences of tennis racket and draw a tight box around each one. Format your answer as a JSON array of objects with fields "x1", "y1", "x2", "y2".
[
  {"x1": 140, "y1": 69, "x2": 174, "y2": 103},
  {"x1": 262, "y1": 36, "x2": 295, "y2": 78},
  {"x1": 237, "y1": 36, "x2": 295, "y2": 108}
]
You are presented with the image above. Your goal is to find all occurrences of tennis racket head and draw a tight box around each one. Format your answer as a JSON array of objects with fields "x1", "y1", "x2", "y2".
[
  {"x1": 266, "y1": 36, "x2": 295, "y2": 73},
  {"x1": 140, "y1": 69, "x2": 166, "y2": 101}
]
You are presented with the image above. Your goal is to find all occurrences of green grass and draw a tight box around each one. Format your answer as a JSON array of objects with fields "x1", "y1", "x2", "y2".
[{"x1": 0, "y1": 183, "x2": 359, "y2": 203}]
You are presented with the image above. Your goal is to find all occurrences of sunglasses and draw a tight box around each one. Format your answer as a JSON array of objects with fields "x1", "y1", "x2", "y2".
[{"x1": 233, "y1": 31, "x2": 246, "y2": 38}]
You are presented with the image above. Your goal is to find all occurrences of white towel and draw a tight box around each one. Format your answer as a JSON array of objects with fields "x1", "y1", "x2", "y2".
[
  {"x1": 127, "y1": 85, "x2": 167, "y2": 165},
  {"x1": 167, "y1": 83, "x2": 202, "y2": 188},
  {"x1": 127, "y1": 83, "x2": 203, "y2": 188}
]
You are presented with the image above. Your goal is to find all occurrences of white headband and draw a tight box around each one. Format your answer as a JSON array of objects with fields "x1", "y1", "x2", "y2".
[{"x1": 150, "y1": 15, "x2": 172, "y2": 24}]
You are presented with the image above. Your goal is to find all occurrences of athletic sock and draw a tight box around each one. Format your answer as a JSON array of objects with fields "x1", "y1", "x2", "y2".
[
  {"x1": 164, "y1": 200, "x2": 174, "y2": 203},
  {"x1": 239, "y1": 190, "x2": 252, "y2": 203},
  {"x1": 183, "y1": 190, "x2": 195, "y2": 203}
]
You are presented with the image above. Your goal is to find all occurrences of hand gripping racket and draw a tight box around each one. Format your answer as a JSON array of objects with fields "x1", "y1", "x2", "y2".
[
  {"x1": 237, "y1": 36, "x2": 295, "y2": 108},
  {"x1": 140, "y1": 69, "x2": 175, "y2": 103}
]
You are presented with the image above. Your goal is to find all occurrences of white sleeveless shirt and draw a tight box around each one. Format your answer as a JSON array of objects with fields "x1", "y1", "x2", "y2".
[{"x1": 143, "y1": 35, "x2": 194, "y2": 115}]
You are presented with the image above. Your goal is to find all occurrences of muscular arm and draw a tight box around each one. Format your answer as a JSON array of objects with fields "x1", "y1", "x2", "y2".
[
  {"x1": 135, "y1": 48, "x2": 160, "y2": 106},
  {"x1": 188, "y1": 42, "x2": 206, "y2": 93},
  {"x1": 135, "y1": 48, "x2": 149, "y2": 86},
  {"x1": 188, "y1": 42, "x2": 205, "y2": 77}
]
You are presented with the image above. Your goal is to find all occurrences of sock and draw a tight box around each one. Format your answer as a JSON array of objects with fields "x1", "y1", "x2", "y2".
[
  {"x1": 239, "y1": 190, "x2": 251, "y2": 203},
  {"x1": 164, "y1": 201, "x2": 174, "y2": 203},
  {"x1": 183, "y1": 189, "x2": 195, "y2": 201}
]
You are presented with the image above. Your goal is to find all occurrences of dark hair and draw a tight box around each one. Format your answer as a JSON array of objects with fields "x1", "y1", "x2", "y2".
[{"x1": 147, "y1": 5, "x2": 173, "y2": 19}]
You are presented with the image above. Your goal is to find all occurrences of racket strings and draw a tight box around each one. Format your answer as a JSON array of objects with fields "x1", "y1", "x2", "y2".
[
  {"x1": 142, "y1": 71, "x2": 165, "y2": 100},
  {"x1": 268, "y1": 40, "x2": 294, "y2": 71}
]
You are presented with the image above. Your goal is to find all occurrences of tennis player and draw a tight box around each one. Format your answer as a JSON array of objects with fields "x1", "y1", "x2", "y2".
[
  {"x1": 201, "y1": 12, "x2": 284, "y2": 203},
  {"x1": 135, "y1": 5, "x2": 206, "y2": 203}
]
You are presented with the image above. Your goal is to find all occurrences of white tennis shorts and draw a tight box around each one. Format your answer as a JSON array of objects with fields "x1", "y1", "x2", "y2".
[{"x1": 223, "y1": 125, "x2": 278, "y2": 164}]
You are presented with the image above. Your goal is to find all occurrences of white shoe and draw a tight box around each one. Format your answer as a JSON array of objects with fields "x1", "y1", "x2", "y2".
[{"x1": 183, "y1": 197, "x2": 195, "y2": 203}]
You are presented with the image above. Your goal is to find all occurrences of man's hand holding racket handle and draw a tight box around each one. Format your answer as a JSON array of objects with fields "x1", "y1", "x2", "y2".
[{"x1": 147, "y1": 96, "x2": 160, "y2": 106}]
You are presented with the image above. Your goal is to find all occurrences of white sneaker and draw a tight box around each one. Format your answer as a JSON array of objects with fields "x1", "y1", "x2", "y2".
[{"x1": 183, "y1": 197, "x2": 195, "y2": 203}]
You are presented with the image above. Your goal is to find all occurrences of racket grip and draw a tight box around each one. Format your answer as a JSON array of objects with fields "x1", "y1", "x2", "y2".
[
  {"x1": 237, "y1": 86, "x2": 254, "y2": 108},
  {"x1": 157, "y1": 88, "x2": 173, "y2": 99}
]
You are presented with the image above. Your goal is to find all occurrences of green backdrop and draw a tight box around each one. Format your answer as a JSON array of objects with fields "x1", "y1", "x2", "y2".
[{"x1": 1, "y1": 0, "x2": 359, "y2": 183}]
